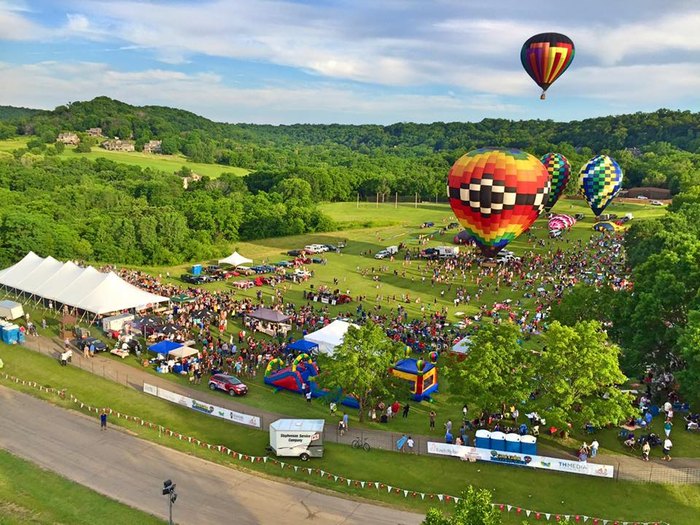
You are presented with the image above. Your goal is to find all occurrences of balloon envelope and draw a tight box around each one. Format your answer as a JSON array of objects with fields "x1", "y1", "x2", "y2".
[
  {"x1": 447, "y1": 148, "x2": 550, "y2": 256},
  {"x1": 579, "y1": 155, "x2": 623, "y2": 216},
  {"x1": 540, "y1": 152, "x2": 571, "y2": 211},
  {"x1": 521, "y1": 33, "x2": 575, "y2": 98},
  {"x1": 548, "y1": 214, "x2": 576, "y2": 231}
]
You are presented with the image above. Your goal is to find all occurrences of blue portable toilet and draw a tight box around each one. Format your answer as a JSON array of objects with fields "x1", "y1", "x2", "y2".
[
  {"x1": 521, "y1": 435, "x2": 537, "y2": 455},
  {"x1": 475, "y1": 429, "x2": 491, "y2": 449},
  {"x1": 490, "y1": 431, "x2": 506, "y2": 451},
  {"x1": 505, "y1": 433, "x2": 521, "y2": 453},
  {"x1": 191, "y1": 264, "x2": 202, "y2": 276},
  {"x1": 2, "y1": 324, "x2": 20, "y2": 344}
]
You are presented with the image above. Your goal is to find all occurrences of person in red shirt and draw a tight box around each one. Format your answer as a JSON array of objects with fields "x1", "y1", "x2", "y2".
[{"x1": 391, "y1": 400, "x2": 400, "y2": 418}]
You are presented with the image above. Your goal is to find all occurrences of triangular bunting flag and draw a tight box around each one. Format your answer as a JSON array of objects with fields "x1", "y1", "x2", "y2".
[
  {"x1": 508, "y1": 505, "x2": 512, "y2": 512},
  {"x1": 307, "y1": 468, "x2": 312, "y2": 474},
  {"x1": 334, "y1": 476, "x2": 338, "y2": 481},
  {"x1": 526, "y1": 510, "x2": 531, "y2": 517},
  {"x1": 404, "y1": 490, "x2": 408, "y2": 497},
  {"x1": 387, "y1": 486, "x2": 392, "y2": 493},
  {"x1": 454, "y1": 498, "x2": 460, "y2": 504},
  {"x1": 374, "y1": 482, "x2": 379, "y2": 489},
  {"x1": 238, "y1": 453, "x2": 242, "y2": 459},
  {"x1": 263, "y1": 457, "x2": 267, "y2": 463},
  {"x1": 294, "y1": 466, "x2": 299, "y2": 472},
  {"x1": 320, "y1": 470, "x2": 325, "y2": 476},
  {"x1": 546, "y1": 514, "x2": 551, "y2": 521},
  {"x1": 420, "y1": 493, "x2": 425, "y2": 500},
  {"x1": 360, "y1": 481, "x2": 365, "y2": 488},
  {"x1": 347, "y1": 479, "x2": 352, "y2": 486},
  {"x1": 438, "y1": 494, "x2": 444, "y2": 502}
]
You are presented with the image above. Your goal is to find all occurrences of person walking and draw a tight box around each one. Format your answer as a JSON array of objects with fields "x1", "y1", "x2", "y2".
[
  {"x1": 445, "y1": 419, "x2": 453, "y2": 434},
  {"x1": 663, "y1": 438, "x2": 673, "y2": 461},
  {"x1": 406, "y1": 436, "x2": 415, "y2": 453},
  {"x1": 590, "y1": 439, "x2": 599, "y2": 458},
  {"x1": 664, "y1": 418, "x2": 673, "y2": 437},
  {"x1": 342, "y1": 412, "x2": 349, "y2": 432},
  {"x1": 100, "y1": 409, "x2": 108, "y2": 431},
  {"x1": 462, "y1": 404, "x2": 468, "y2": 421},
  {"x1": 642, "y1": 441, "x2": 650, "y2": 462},
  {"x1": 305, "y1": 390, "x2": 312, "y2": 403},
  {"x1": 429, "y1": 410, "x2": 436, "y2": 430},
  {"x1": 402, "y1": 402, "x2": 410, "y2": 418}
]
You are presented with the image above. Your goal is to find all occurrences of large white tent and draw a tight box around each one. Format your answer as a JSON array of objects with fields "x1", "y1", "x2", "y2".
[
  {"x1": 0, "y1": 252, "x2": 169, "y2": 315},
  {"x1": 304, "y1": 320, "x2": 359, "y2": 356},
  {"x1": 218, "y1": 251, "x2": 252, "y2": 267}
]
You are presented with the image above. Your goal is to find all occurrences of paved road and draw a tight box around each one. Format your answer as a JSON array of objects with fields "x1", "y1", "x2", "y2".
[{"x1": 0, "y1": 385, "x2": 423, "y2": 525}]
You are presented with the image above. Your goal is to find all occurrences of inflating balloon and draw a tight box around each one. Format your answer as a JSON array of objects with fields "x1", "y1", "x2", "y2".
[
  {"x1": 540, "y1": 153, "x2": 571, "y2": 211},
  {"x1": 548, "y1": 214, "x2": 576, "y2": 231},
  {"x1": 579, "y1": 155, "x2": 623, "y2": 216},
  {"x1": 521, "y1": 33, "x2": 575, "y2": 99},
  {"x1": 447, "y1": 148, "x2": 551, "y2": 257}
]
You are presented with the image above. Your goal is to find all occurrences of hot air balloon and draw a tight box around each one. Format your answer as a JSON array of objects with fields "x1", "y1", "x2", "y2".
[
  {"x1": 521, "y1": 33, "x2": 575, "y2": 99},
  {"x1": 579, "y1": 155, "x2": 623, "y2": 216},
  {"x1": 540, "y1": 152, "x2": 571, "y2": 211},
  {"x1": 548, "y1": 214, "x2": 576, "y2": 232},
  {"x1": 447, "y1": 148, "x2": 550, "y2": 257}
]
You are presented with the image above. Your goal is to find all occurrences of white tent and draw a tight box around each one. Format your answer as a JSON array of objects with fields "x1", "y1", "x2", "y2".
[
  {"x1": 0, "y1": 253, "x2": 169, "y2": 316},
  {"x1": 451, "y1": 336, "x2": 472, "y2": 354},
  {"x1": 167, "y1": 346, "x2": 199, "y2": 359},
  {"x1": 304, "y1": 320, "x2": 359, "y2": 356},
  {"x1": 218, "y1": 251, "x2": 252, "y2": 267}
]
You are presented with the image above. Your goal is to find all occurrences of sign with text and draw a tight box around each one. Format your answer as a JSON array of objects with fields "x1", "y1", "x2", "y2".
[
  {"x1": 143, "y1": 383, "x2": 261, "y2": 428},
  {"x1": 427, "y1": 442, "x2": 614, "y2": 478}
]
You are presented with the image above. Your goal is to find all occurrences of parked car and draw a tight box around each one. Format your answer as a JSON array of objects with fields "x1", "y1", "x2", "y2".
[
  {"x1": 574, "y1": 213, "x2": 586, "y2": 220},
  {"x1": 446, "y1": 222, "x2": 459, "y2": 229},
  {"x1": 374, "y1": 250, "x2": 390, "y2": 259},
  {"x1": 181, "y1": 274, "x2": 210, "y2": 285},
  {"x1": 636, "y1": 195, "x2": 649, "y2": 200},
  {"x1": 287, "y1": 249, "x2": 305, "y2": 256},
  {"x1": 324, "y1": 244, "x2": 338, "y2": 251},
  {"x1": 208, "y1": 374, "x2": 248, "y2": 396},
  {"x1": 651, "y1": 200, "x2": 663, "y2": 206},
  {"x1": 73, "y1": 336, "x2": 107, "y2": 352},
  {"x1": 304, "y1": 244, "x2": 328, "y2": 253}
]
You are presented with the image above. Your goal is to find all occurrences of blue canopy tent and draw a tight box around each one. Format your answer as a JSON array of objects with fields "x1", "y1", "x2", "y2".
[
  {"x1": 285, "y1": 339, "x2": 319, "y2": 355},
  {"x1": 148, "y1": 340, "x2": 182, "y2": 356}
]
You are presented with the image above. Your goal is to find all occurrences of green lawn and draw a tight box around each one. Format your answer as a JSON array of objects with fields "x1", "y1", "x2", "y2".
[
  {"x1": 0, "y1": 344, "x2": 697, "y2": 524},
  {"x1": 0, "y1": 137, "x2": 248, "y2": 178},
  {"x1": 0, "y1": 448, "x2": 163, "y2": 525}
]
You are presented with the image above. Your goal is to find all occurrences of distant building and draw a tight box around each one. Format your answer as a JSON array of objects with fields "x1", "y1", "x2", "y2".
[
  {"x1": 143, "y1": 140, "x2": 162, "y2": 154},
  {"x1": 57, "y1": 132, "x2": 80, "y2": 145},
  {"x1": 86, "y1": 127, "x2": 103, "y2": 137},
  {"x1": 182, "y1": 173, "x2": 202, "y2": 189},
  {"x1": 101, "y1": 139, "x2": 135, "y2": 152},
  {"x1": 626, "y1": 187, "x2": 671, "y2": 200}
]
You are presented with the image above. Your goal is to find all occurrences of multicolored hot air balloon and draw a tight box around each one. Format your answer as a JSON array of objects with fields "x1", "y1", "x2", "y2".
[
  {"x1": 540, "y1": 152, "x2": 571, "y2": 212},
  {"x1": 548, "y1": 214, "x2": 576, "y2": 231},
  {"x1": 521, "y1": 33, "x2": 575, "y2": 99},
  {"x1": 447, "y1": 148, "x2": 551, "y2": 257},
  {"x1": 579, "y1": 155, "x2": 623, "y2": 216}
]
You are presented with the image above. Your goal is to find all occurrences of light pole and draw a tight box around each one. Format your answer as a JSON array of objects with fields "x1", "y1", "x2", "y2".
[{"x1": 162, "y1": 479, "x2": 177, "y2": 525}]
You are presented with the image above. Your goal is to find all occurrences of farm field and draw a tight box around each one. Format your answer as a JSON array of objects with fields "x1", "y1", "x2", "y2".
[{"x1": 0, "y1": 137, "x2": 248, "y2": 178}]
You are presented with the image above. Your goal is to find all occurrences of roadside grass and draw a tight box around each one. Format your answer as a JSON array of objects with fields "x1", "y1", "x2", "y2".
[
  {"x1": 0, "y1": 343, "x2": 697, "y2": 524},
  {"x1": 0, "y1": 448, "x2": 163, "y2": 525}
]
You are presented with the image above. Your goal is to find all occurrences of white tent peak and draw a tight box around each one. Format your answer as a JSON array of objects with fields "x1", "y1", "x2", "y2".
[
  {"x1": 304, "y1": 319, "x2": 359, "y2": 356},
  {"x1": 218, "y1": 251, "x2": 252, "y2": 267}
]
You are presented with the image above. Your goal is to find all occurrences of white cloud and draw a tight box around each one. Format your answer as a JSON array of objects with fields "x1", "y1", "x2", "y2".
[{"x1": 0, "y1": 7, "x2": 43, "y2": 39}]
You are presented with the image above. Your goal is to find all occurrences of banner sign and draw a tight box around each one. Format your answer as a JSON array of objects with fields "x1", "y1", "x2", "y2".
[
  {"x1": 143, "y1": 383, "x2": 261, "y2": 428},
  {"x1": 427, "y1": 442, "x2": 614, "y2": 478}
]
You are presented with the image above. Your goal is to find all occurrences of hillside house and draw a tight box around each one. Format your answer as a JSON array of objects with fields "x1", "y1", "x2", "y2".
[
  {"x1": 86, "y1": 127, "x2": 103, "y2": 137},
  {"x1": 57, "y1": 132, "x2": 80, "y2": 145},
  {"x1": 101, "y1": 139, "x2": 135, "y2": 152},
  {"x1": 143, "y1": 140, "x2": 162, "y2": 153}
]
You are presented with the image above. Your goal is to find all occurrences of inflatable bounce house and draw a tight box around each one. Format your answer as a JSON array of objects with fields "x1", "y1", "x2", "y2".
[
  {"x1": 390, "y1": 353, "x2": 438, "y2": 401},
  {"x1": 264, "y1": 354, "x2": 322, "y2": 396}
]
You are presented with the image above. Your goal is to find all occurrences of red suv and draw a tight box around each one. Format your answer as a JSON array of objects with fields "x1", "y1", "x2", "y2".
[{"x1": 208, "y1": 374, "x2": 248, "y2": 396}]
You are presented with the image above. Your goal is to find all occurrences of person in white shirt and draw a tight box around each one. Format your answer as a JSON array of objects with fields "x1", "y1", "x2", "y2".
[{"x1": 663, "y1": 438, "x2": 673, "y2": 461}]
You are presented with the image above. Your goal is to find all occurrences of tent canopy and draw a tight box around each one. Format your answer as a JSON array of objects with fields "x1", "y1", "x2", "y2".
[
  {"x1": 0, "y1": 252, "x2": 168, "y2": 315},
  {"x1": 167, "y1": 346, "x2": 198, "y2": 359},
  {"x1": 149, "y1": 340, "x2": 182, "y2": 354},
  {"x1": 304, "y1": 320, "x2": 359, "y2": 356},
  {"x1": 452, "y1": 336, "x2": 472, "y2": 354},
  {"x1": 218, "y1": 251, "x2": 252, "y2": 267},
  {"x1": 286, "y1": 339, "x2": 319, "y2": 353},
  {"x1": 249, "y1": 308, "x2": 290, "y2": 323}
]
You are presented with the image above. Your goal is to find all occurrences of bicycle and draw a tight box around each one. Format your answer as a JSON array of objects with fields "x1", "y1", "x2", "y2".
[{"x1": 351, "y1": 436, "x2": 371, "y2": 452}]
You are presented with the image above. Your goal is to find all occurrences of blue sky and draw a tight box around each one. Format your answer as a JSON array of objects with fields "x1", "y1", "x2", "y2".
[{"x1": 1, "y1": 0, "x2": 700, "y2": 124}]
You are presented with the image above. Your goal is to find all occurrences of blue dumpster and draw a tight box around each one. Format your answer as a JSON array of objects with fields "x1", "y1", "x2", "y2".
[
  {"x1": 475, "y1": 429, "x2": 491, "y2": 449},
  {"x1": 521, "y1": 435, "x2": 537, "y2": 455},
  {"x1": 505, "y1": 433, "x2": 521, "y2": 453},
  {"x1": 490, "y1": 431, "x2": 506, "y2": 451}
]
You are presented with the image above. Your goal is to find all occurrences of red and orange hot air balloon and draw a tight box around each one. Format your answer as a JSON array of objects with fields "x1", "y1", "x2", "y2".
[
  {"x1": 521, "y1": 32, "x2": 575, "y2": 99},
  {"x1": 447, "y1": 148, "x2": 551, "y2": 257}
]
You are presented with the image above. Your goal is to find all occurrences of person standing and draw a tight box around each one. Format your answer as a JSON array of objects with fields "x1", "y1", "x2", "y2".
[
  {"x1": 462, "y1": 404, "x2": 468, "y2": 421},
  {"x1": 663, "y1": 438, "x2": 673, "y2": 461},
  {"x1": 406, "y1": 436, "x2": 415, "y2": 454},
  {"x1": 305, "y1": 390, "x2": 312, "y2": 403},
  {"x1": 100, "y1": 409, "x2": 108, "y2": 431},
  {"x1": 642, "y1": 441, "x2": 651, "y2": 462},
  {"x1": 429, "y1": 410, "x2": 436, "y2": 430},
  {"x1": 402, "y1": 402, "x2": 410, "y2": 418},
  {"x1": 445, "y1": 419, "x2": 452, "y2": 434},
  {"x1": 342, "y1": 412, "x2": 349, "y2": 432},
  {"x1": 664, "y1": 419, "x2": 673, "y2": 437},
  {"x1": 590, "y1": 439, "x2": 599, "y2": 458}
]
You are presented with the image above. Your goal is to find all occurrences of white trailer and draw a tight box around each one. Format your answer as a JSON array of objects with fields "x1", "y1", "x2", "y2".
[
  {"x1": 102, "y1": 313, "x2": 135, "y2": 333},
  {"x1": 268, "y1": 419, "x2": 324, "y2": 461},
  {"x1": 436, "y1": 246, "x2": 459, "y2": 258},
  {"x1": 0, "y1": 300, "x2": 24, "y2": 321},
  {"x1": 385, "y1": 245, "x2": 399, "y2": 255}
]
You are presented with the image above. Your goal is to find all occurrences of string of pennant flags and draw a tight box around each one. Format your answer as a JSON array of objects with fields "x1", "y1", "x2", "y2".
[{"x1": 1, "y1": 372, "x2": 669, "y2": 525}]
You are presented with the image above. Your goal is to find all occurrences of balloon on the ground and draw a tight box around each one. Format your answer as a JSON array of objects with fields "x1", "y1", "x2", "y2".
[
  {"x1": 521, "y1": 33, "x2": 575, "y2": 99},
  {"x1": 447, "y1": 148, "x2": 551, "y2": 256},
  {"x1": 579, "y1": 155, "x2": 623, "y2": 216},
  {"x1": 540, "y1": 153, "x2": 571, "y2": 211},
  {"x1": 548, "y1": 214, "x2": 576, "y2": 231}
]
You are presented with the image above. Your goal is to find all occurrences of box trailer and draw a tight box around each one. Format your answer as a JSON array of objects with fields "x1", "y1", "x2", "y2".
[
  {"x1": 101, "y1": 313, "x2": 134, "y2": 333},
  {"x1": 0, "y1": 300, "x2": 24, "y2": 321},
  {"x1": 268, "y1": 419, "x2": 324, "y2": 461}
]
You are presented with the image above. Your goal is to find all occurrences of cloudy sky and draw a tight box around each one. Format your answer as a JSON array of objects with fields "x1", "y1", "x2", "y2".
[{"x1": 1, "y1": 0, "x2": 700, "y2": 124}]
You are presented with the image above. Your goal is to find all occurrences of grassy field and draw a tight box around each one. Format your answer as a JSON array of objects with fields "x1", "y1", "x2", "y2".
[
  {"x1": 0, "y1": 448, "x2": 163, "y2": 525},
  {"x1": 0, "y1": 343, "x2": 697, "y2": 524},
  {"x1": 0, "y1": 137, "x2": 247, "y2": 178}
]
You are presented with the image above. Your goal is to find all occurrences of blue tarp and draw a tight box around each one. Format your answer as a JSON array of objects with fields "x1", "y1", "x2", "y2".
[
  {"x1": 148, "y1": 340, "x2": 183, "y2": 354},
  {"x1": 286, "y1": 339, "x2": 319, "y2": 353}
]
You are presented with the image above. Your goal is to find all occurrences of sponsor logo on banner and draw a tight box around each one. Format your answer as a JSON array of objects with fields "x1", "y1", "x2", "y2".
[
  {"x1": 143, "y1": 383, "x2": 261, "y2": 428},
  {"x1": 427, "y1": 442, "x2": 614, "y2": 478}
]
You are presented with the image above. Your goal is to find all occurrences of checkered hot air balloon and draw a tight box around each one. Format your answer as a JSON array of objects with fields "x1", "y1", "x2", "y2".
[
  {"x1": 521, "y1": 33, "x2": 575, "y2": 100},
  {"x1": 540, "y1": 152, "x2": 571, "y2": 212},
  {"x1": 447, "y1": 148, "x2": 551, "y2": 257},
  {"x1": 579, "y1": 155, "x2": 623, "y2": 216}
]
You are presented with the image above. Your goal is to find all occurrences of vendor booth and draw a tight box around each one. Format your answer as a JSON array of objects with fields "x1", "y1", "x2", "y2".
[
  {"x1": 304, "y1": 320, "x2": 359, "y2": 356},
  {"x1": 247, "y1": 308, "x2": 291, "y2": 337},
  {"x1": 219, "y1": 251, "x2": 253, "y2": 267},
  {"x1": 285, "y1": 339, "x2": 319, "y2": 355},
  {"x1": 149, "y1": 340, "x2": 183, "y2": 356}
]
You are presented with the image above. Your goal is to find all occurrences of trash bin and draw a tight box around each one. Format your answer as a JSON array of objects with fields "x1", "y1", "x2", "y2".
[
  {"x1": 521, "y1": 435, "x2": 537, "y2": 455},
  {"x1": 505, "y1": 433, "x2": 521, "y2": 453},
  {"x1": 490, "y1": 431, "x2": 506, "y2": 451},
  {"x1": 475, "y1": 429, "x2": 491, "y2": 449}
]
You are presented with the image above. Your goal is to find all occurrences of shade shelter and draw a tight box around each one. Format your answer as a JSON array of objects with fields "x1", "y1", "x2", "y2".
[
  {"x1": 248, "y1": 308, "x2": 290, "y2": 324},
  {"x1": 285, "y1": 339, "x2": 319, "y2": 354},
  {"x1": 167, "y1": 346, "x2": 198, "y2": 359},
  {"x1": 218, "y1": 251, "x2": 253, "y2": 267},
  {"x1": 304, "y1": 320, "x2": 359, "y2": 356},
  {"x1": 148, "y1": 340, "x2": 182, "y2": 355}
]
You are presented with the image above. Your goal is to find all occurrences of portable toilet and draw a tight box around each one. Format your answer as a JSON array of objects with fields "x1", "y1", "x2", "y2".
[
  {"x1": 505, "y1": 433, "x2": 521, "y2": 453},
  {"x1": 475, "y1": 429, "x2": 491, "y2": 449},
  {"x1": 191, "y1": 264, "x2": 203, "y2": 276},
  {"x1": 1, "y1": 324, "x2": 20, "y2": 344},
  {"x1": 490, "y1": 431, "x2": 506, "y2": 451},
  {"x1": 521, "y1": 435, "x2": 537, "y2": 455}
]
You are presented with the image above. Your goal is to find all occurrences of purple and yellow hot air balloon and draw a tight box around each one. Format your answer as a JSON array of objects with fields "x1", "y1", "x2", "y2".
[
  {"x1": 521, "y1": 33, "x2": 575, "y2": 100},
  {"x1": 447, "y1": 148, "x2": 551, "y2": 257},
  {"x1": 540, "y1": 152, "x2": 571, "y2": 211}
]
